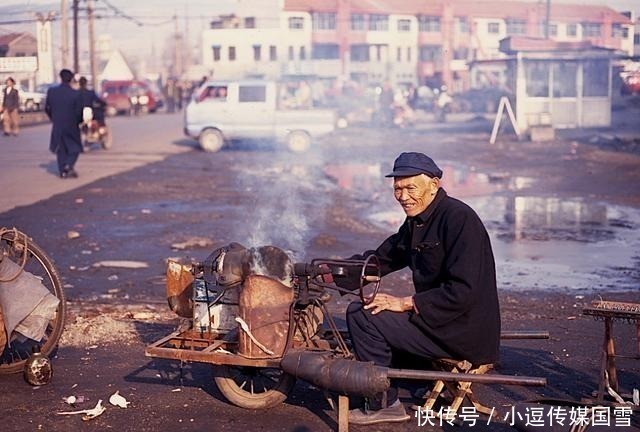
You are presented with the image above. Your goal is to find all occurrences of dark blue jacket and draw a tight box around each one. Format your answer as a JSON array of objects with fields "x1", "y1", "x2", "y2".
[{"x1": 45, "y1": 83, "x2": 83, "y2": 153}]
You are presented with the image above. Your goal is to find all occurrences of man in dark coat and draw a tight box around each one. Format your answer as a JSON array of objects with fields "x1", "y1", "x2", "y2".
[
  {"x1": 1, "y1": 77, "x2": 20, "y2": 136},
  {"x1": 45, "y1": 69, "x2": 83, "y2": 178},
  {"x1": 346, "y1": 152, "x2": 501, "y2": 425},
  {"x1": 78, "y1": 76, "x2": 106, "y2": 126}
]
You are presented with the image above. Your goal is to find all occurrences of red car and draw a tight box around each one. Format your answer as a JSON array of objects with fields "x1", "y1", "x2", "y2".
[
  {"x1": 101, "y1": 80, "x2": 161, "y2": 115},
  {"x1": 621, "y1": 72, "x2": 640, "y2": 95}
]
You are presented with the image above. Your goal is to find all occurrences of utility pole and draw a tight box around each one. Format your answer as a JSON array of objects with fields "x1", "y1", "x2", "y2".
[
  {"x1": 72, "y1": 0, "x2": 79, "y2": 72},
  {"x1": 61, "y1": 0, "x2": 69, "y2": 68},
  {"x1": 88, "y1": 0, "x2": 97, "y2": 89},
  {"x1": 173, "y1": 13, "x2": 183, "y2": 78}
]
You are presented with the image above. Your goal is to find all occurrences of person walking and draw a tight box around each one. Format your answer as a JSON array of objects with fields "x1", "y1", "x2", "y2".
[
  {"x1": 1, "y1": 77, "x2": 20, "y2": 136},
  {"x1": 45, "y1": 69, "x2": 83, "y2": 178}
]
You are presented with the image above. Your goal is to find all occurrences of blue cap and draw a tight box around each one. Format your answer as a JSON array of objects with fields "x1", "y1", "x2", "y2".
[{"x1": 385, "y1": 152, "x2": 443, "y2": 178}]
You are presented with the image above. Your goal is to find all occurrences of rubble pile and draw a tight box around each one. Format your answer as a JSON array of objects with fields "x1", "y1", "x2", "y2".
[{"x1": 584, "y1": 134, "x2": 640, "y2": 154}]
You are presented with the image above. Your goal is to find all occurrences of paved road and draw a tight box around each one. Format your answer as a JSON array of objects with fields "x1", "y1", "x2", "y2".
[{"x1": 0, "y1": 112, "x2": 192, "y2": 213}]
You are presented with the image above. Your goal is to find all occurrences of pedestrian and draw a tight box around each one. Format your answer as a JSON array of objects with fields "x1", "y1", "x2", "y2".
[
  {"x1": 45, "y1": 69, "x2": 83, "y2": 178},
  {"x1": 1, "y1": 77, "x2": 20, "y2": 136},
  {"x1": 343, "y1": 152, "x2": 501, "y2": 425}
]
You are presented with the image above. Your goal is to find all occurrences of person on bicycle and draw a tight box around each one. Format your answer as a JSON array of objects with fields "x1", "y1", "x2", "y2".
[
  {"x1": 78, "y1": 76, "x2": 106, "y2": 126},
  {"x1": 344, "y1": 152, "x2": 501, "y2": 425}
]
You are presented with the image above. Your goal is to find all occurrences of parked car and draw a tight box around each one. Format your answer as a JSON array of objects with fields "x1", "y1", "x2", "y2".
[
  {"x1": 101, "y1": 80, "x2": 160, "y2": 116},
  {"x1": 184, "y1": 80, "x2": 336, "y2": 152},
  {"x1": 0, "y1": 84, "x2": 47, "y2": 112}
]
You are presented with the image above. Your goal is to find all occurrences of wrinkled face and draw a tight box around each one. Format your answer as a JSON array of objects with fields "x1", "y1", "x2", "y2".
[{"x1": 393, "y1": 174, "x2": 439, "y2": 217}]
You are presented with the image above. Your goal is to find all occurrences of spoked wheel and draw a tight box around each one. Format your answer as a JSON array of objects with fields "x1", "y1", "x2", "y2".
[
  {"x1": 360, "y1": 254, "x2": 381, "y2": 305},
  {"x1": 0, "y1": 230, "x2": 66, "y2": 374},
  {"x1": 214, "y1": 365, "x2": 295, "y2": 409}
]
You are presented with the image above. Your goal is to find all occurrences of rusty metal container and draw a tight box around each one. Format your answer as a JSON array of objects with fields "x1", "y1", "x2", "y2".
[
  {"x1": 238, "y1": 275, "x2": 293, "y2": 359},
  {"x1": 166, "y1": 260, "x2": 194, "y2": 318}
]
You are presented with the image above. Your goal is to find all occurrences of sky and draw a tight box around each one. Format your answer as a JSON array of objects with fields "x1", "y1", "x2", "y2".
[{"x1": 1, "y1": 0, "x2": 638, "y2": 68}]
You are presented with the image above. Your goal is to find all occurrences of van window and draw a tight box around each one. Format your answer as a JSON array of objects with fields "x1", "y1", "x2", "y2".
[{"x1": 239, "y1": 85, "x2": 266, "y2": 102}]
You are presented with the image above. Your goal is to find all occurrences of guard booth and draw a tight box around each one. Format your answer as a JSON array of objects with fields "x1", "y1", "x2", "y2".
[{"x1": 499, "y1": 37, "x2": 615, "y2": 132}]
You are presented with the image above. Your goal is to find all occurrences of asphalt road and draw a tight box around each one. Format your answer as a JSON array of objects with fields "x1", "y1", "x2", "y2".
[{"x1": 0, "y1": 111, "x2": 639, "y2": 431}]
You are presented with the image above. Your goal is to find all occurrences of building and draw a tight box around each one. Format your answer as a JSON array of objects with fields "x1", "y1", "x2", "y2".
[
  {"x1": 0, "y1": 32, "x2": 37, "y2": 58},
  {"x1": 201, "y1": 0, "x2": 634, "y2": 90},
  {"x1": 0, "y1": 32, "x2": 38, "y2": 89}
]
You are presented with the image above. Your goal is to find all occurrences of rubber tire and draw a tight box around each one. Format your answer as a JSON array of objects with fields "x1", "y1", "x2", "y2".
[
  {"x1": 214, "y1": 365, "x2": 295, "y2": 409},
  {"x1": 199, "y1": 129, "x2": 225, "y2": 153},
  {"x1": 101, "y1": 130, "x2": 112, "y2": 150},
  {"x1": 0, "y1": 232, "x2": 66, "y2": 374},
  {"x1": 285, "y1": 130, "x2": 311, "y2": 153}
]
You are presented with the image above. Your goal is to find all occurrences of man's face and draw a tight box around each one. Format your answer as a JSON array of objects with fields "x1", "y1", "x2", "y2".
[{"x1": 393, "y1": 174, "x2": 439, "y2": 217}]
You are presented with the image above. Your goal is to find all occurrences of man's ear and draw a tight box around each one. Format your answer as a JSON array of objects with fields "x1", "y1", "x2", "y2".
[{"x1": 430, "y1": 176, "x2": 440, "y2": 194}]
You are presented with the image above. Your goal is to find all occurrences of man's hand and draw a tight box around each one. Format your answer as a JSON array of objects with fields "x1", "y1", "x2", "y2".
[{"x1": 364, "y1": 293, "x2": 414, "y2": 315}]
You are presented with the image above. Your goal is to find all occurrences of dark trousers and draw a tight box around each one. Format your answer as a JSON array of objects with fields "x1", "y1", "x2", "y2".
[
  {"x1": 56, "y1": 145, "x2": 80, "y2": 174},
  {"x1": 346, "y1": 301, "x2": 453, "y2": 408}
]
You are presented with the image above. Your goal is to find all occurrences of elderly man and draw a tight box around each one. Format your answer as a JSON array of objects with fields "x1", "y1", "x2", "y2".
[{"x1": 346, "y1": 152, "x2": 501, "y2": 425}]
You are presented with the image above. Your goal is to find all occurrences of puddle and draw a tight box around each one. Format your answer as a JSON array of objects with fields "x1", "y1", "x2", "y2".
[{"x1": 325, "y1": 162, "x2": 640, "y2": 292}]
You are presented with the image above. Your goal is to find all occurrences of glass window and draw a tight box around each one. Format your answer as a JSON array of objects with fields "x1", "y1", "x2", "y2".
[
  {"x1": 312, "y1": 43, "x2": 339, "y2": 59},
  {"x1": 407, "y1": 47, "x2": 411, "y2": 62},
  {"x1": 299, "y1": 46, "x2": 306, "y2": 60},
  {"x1": 253, "y1": 45, "x2": 261, "y2": 61},
  {"x1": 244, "y1": 17, "x2": 255, "y2": 28},
  {"x1": 453, "y1": 47, "x2": 469, "y2": 60},
  {"x1": 350, "y1": 44, "x2": 369, "y2": 62},
  {"x1": 288, "y1": 16, "x2": 304, "y2": 30},
  {"x1": 566, "y1": 23, "x2": 577, "y2": 37},
  {"x1": 351, "y1": 13, "x2": 365, "y2": 31},
  {"x1": 457, "y1": 17, "x2": 469, "y2": 33},
  {"x1": 582, "y1": 22, "x2": 601, "y2": 37},
  {"x1": 212, "y1": 45, "x2": 221, "y2": 61},
  {"x1": 239, "y1": 85, "x2": 266, "y2": 102},
  {"x1": 583, "y1": 60, "x2": 609, "y2": 97},
  {"x1": 269, "y1": 45, "x2": 277, "y2": 61},
  {"x1": 418, "y1": 16, "x2": 440, "y2": 32},
  {"x1": 525, "y1": 61, "x2": 550, "y2": 97},
  {"x1": 506, "y1": 19, "x2": 526, "y2": 35},
  {"x1": 488, "y1": 22, "x2": 500, "y2": 34},
  {"x1": 552, "y1": 62, "x2": 577, "y2": 97},
  {"x1": 369, "y1": 14, "x2": 389, "y2": 31},
  {"x1": 396, "y1": 47, "x2": 401, "y2": 62},
  {"x1": 228, "y1": 46, "x2": 236, "y2": 61},
  {"x1": 419, "y1": 45, "x2": 441, "y2": 62},
  {"x1": 312, "y1": 12, "x2": 336, "y2": 30},
  {"x1": 397, "y1": 19, "x2": 411, "y2": 32}
]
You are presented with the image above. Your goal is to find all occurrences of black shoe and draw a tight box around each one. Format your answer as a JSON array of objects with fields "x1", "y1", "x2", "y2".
[
  {"x1": 66, "y1": 169, "x2": 79, "y2": 178},
  {"x1": 349, "y1": 400, "x2": 410, "y2": 425},
  {"x1": 3, "y1": 132, "x2": 9, "y2": 136}
]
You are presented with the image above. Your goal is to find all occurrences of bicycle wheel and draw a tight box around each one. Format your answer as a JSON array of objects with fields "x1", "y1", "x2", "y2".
[
  {"x1": 214, "y1": 365, "x2": 295, "y2": 409},
  {"x1": 0, "y1": 230, "x2": 66, "y2": 374}
]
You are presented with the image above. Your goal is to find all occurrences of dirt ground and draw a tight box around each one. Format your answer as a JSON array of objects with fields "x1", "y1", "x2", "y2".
[{"x1": 1, "y1": 115, "x2": 639, "y2": 431}]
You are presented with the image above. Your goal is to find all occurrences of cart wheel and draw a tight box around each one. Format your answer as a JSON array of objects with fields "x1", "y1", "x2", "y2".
[
  {"x1": 214, "y1": 365, "x2": 295, "y2": 409},
  {"x1": 101, "y1": 130, "x2": 112, "y2": 150},
  {"x1": 360, "y1": 254, "x2": 381, "y2": 305},
  {"x1": 0, "y1": 230, "x2": 66, "y2": 374}
]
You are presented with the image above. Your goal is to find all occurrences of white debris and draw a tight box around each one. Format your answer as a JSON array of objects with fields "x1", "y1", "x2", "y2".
[
  {"x1": 57, "y1": 399, "x2": 106, "y2": 421},
  {"x1": 75, "y1": 198, "x2": 84, "y2": 204},
  {"x1": 107, "y1": 275, "x2": 119, "y2": 281},
  {"x1": 93, "y1": 260, "x2": 149, "y2": 269},
  {"x1": 63, "y1": 395, "x2": 77, "y2": 405},
  {"x1": 171, "y1": 237, "x2": 214, "y2": 250},
  {"x1": 67, "y1": 231, "x2": 80, "y2": 240},
  {"x1": 141, "y1": 209, "x2": 152, "y2": 214},
  {"x1": 109, "y1": 391, "x2": 130, "y2": 409}
]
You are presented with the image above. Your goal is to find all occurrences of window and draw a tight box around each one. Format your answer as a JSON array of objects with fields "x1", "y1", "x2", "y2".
[
  {"x1": 239, "y1": 85, "x2": 266, "y2": 102},
  {"x1": 228, "y1": 46, "x2": 236, "y2": 61},
  {"x1": 288, "y1": 16, "x2": 304, "y2": 30},
  {"x1": 583, "y1": 60, "x2": 609, "y2": 97},
  {"x1": 212, "y1": 45, "x2": 221, "y2": 61},
  {"x1": 407, "y1": 47, "x2": 411, "y2": 62},
  {"x1": 375, "y1": 45, "x2": 382, "y2": 61},
  {"x1": 453, "y1": 47, "x2": 469, "y2": 60},
  {"x1": 244, "y1": 17, "x2": 255, "y2": 28},
  {"x1": 506, "y1": 19, "x2": 526, "y2": 35},
  {"x1": 457, "y1": 17, "x2": 469, "y2": 33},
  {"x1": 525, "y1": 61, "x2": 549, "y2": 97},
  {"x1": 253, "y1": 45, "x2": 261, "y2": 61},
  {"x1": 549, "y1": 23, "x2": 557, "y2": 37},
  {"x1": 566, "y1": 23, "x2": 577, "y2": 37},
  {"x1": 419, "y1": 45, "x2": 441, "y2": 62},
  {"x1": 369, "y1": 14, "x2": 389, "y2": 31},
  {"x1": 350, "y1": 44, "x2": 370, "y2": 62},
  {"x1": 582, "y1": 22, "x2": 601, "y2": 37},
  {"x1": 299, "y1": 46, "x2": 306, "y2": 60},
  {"x1": 612, "y1": 23, "x2": 628, "y2": 38},
  {"x1": 397, "y1": 19, "x2": 411, "y2": 32},
  {"x1": 351, "y1": 13, "x2": 365, "y2": 30},
  {"x1": 418, "y1": 16, "x2": 440, "y2": 32},
  {"x1": 312, "y1": 43, "x2": 339, "y2": 59},
  {"x1": 288, "y1": 46, "x2": 294, "y2": 60},
  {"x1": 487, "y1": 22, "x2": 500, "y2": 34},
  {"x1": 269, "y1": 45, "x2": 277, "y2": 61},
  {"x1": 397, "y1": 47, "x2": 402, "y2": 62},
  {"x1": 552, "y1": 62, "x2": 577, "y2": 97},
  {"x1": 312, "y1": 12, "x2": 336, "y2": 30}
]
